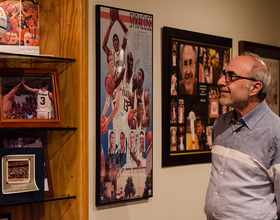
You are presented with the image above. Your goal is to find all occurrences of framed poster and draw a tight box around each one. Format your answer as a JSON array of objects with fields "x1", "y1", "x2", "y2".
[
  {"x1": 162, "y1": 26, "x2": 232, "y2": 167},
  {"x1": 0, "y1": 68, "x2": 62, "y2": 128},
  {"x1": 239, "y1": 41, "x2": 280, "y2": 115},
  {"x1": 96, "y1": 5, "x2": 153, "y2": 205}
]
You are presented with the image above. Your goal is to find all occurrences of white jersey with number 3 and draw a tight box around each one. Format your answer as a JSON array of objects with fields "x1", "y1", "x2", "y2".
[{"x1": 37, "y1": 89, "x2": 52, "y2": 119}]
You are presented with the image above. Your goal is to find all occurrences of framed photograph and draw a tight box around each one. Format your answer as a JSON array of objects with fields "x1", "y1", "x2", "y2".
[
  {"x1": 3, "y1": 133, "x2": 53, "y2": 197},
  {"x1": 0, "y1": 213, "x2": 11, "y2": 220},
  {"x1": 0, "y1": 148, "x2": 44, "y2": 205},
  {"x1": 162, "y1": 26, "x2": 232, "y2": 167},
  {"x1": 0, "y1": 68, "x2": 62, "y2": 128},
  {"x1": 96, "y1": 5, "x2": 153, "y2": 205},
  {"x1": 239, "y1": 41, "x2": 280, "y2": 115}
]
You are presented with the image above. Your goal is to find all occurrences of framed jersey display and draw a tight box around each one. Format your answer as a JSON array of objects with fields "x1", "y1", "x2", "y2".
[
  {"x1": 0, "y1": 68, "x2": 62, "y2": 127},
  {"x1": 239, "y1": 41, "x2": 280, "y2": 116},
  {"x1": 96, "y1": 5, "x2": 153, "y2": 206},
  {"x1": 162, "y1": 27, "x2": 232, "y2": 167}
]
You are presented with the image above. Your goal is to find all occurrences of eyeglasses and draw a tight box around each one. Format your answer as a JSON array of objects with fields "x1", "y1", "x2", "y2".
[{"x1": 221, "y1": 70, "x2": 258, "y2": 83}]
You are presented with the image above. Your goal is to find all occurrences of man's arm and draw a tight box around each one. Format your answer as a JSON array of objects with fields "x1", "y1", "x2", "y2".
[
  {"x1": 114, "y1": 68, "x2": 125, "y2": 88},
  {"x1": 102, "y1": 85, "x2": 121, "y2": 131},
  {"x1": 117, "y1": 16, "x2": 128, "y2": 51},
  {"x1": 130, "y1": 144, "x2": 141, "y2": 168},
  {"x1": 5, "y1": 79, "x2": 23, "y2": 100},
  {"x1": 48, "y1": 92, "x2": 54, "y2": 103},
  {"x1": 23, "y1": 83, "x2": 38, "y2": 94},
  {"x1": 102, "y1": 19, "x2": 115, "y2": 55},
  {"x1": 142, "y1": 91, "x2": 150, "y2": 127}
]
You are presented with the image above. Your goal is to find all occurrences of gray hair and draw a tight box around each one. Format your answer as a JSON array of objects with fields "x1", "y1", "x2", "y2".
[{"x1": 241, "y1": 51, "x2": 271, "y2": 100}]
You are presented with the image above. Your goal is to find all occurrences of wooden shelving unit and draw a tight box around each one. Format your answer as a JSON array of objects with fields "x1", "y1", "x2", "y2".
[{"x1": 0, "y1": 0, "x2": 89, "y2": 219}]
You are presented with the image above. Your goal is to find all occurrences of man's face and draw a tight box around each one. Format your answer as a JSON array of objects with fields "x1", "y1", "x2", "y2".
[
  {"x1": 140, "y1": 136, "x2": 144, "y2": 147},
  {"x1": 217, "y1": 56, "x2": 254, "y2": 109},
  {"x1": 130, "y1": 132, "x2": 134, "y2": 146},
  {"x1": 137, "y1": 70, "x2": 143, "y2": 87},
  {"x1": 24, "y1": 33, "x2": 33, "y2": 46},
  {"x1": 120, "y1": 133, "x2": 125, "y2": 148},
  {"x1": 215, "y1": 53, "x2": 220, "y2": 67},
  {"x1": 181, "y1": 45, "x2": 195, "y2": 94},
  {"x1": 113, "y1": 36, "x2": 119, "y2": 52},
  {"x1": 11, "y1": 33, "x2": 18, "y2": 44},
  {"x1": 110, "y1": 133, "x2": 115, "y2": 147},
  {"x1": 28, "y1": 18, "x2": 34, "y2": 26}
]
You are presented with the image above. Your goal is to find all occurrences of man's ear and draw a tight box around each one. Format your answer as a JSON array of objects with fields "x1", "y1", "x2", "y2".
[{"x1": 250, "y1": 81, "x2": 263, "y2": 97}]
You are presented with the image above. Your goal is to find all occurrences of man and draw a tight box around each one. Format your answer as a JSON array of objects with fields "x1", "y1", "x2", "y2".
[
  {"x1": 2, "y1": 79, "x2": 23, "y2": 118},
  {"x1": 23, "y1": 32, "x2": 33, "y2": 46},
  {"x1": 172, "y1": 41, "x2": 178, "y2": 66},
  {"x1": 129, "y1": 130, "x2": 141, "y2": 168},
  {"x1": 179, "y1": 45, "x2": 197, "y2": 95},
  {"x1": 100, "y1": 51, "x2": 122, "y2": 133},
  {"x1": 130, "y1": 68, "x2": 150, "y2": 128},
  {"x1": 204, "y1": 52, "x2": 280, "y2": 219},
  {"x1": 212, "y1": 52, "x2": 221, "y2": 84},
  {"x1": 23, "y1": 80, "x2": 54, "y2": 119},
  {"x1": 102, "y1": 10, "x2": 128, "y2": 74},
  {"x1": 129, "y1": 98, "x2": 144, "y2": 130},
  {"x1": 21, "y1": 15, "x2": 39, "y2": 45},
  {"x1": 117, "y1": 52, "x2": 137, "y2": 129},
  {"x1": 105, "y1": 131, "x2": 116, "y2": 172},
  {"x1": 10, "y1": 31, "x2": 19, "y2": 45},
  {"x1": 115, "y1": 131, "x2": 126, "y2": 170},
  {"x1": 139, "y1": 131, "x2": 145, "y2": 153}
]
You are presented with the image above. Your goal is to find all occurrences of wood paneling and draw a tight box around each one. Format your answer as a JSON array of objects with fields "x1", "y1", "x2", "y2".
[{"x1": 0, "y1": 0, "x2": 89, "y2": 219}]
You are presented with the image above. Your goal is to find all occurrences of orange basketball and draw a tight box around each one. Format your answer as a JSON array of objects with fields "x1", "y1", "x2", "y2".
[
  {"x1": 105, "y1": 73, "x2": 115, "y2": 95},
  {"x1": 100, "y1": 117, "x2": 106, "y2": 135},
  {"x1": 110, "y1": 8, "x2": 119, "y2": 21},
  {"x1": 147, "y1": 131, "x2": 152, "y2": 146},
  {"x1": 128, "y1": 109, "x2": 135, "y2": 125}
]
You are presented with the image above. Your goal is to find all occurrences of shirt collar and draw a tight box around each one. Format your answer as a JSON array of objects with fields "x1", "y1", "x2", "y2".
[{"x1": 229, "y1": 100, "x2": 268, "y2": 130}]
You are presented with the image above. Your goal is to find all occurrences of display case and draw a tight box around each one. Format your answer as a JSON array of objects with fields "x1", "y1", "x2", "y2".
[{"x1": 0, "y1": 53, "x2": 77, "y2": 206}]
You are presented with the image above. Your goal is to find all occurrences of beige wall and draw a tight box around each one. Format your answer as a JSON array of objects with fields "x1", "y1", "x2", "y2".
[{"x1": 88, "y1": 1, "x2": 280, "y2": 219}]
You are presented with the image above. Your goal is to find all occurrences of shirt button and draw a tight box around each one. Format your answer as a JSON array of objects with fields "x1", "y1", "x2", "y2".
[
  {"x1": 214, "y1": 192, "x2": 218, "y2": 196},
  {"x1": 220, "y1": 172, "x2": 223, "y2": 176},
  {"x1": 233, "y1": 132, "x2": 236, "y2": 135},
  {"x1": 213, "y1": 213, "x2": 216, "y2": 217}
]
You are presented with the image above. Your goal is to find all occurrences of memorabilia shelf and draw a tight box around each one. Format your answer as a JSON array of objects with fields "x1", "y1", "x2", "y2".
[{"x1": 0, "y1": 54, "x2": 77, "y2": 207}]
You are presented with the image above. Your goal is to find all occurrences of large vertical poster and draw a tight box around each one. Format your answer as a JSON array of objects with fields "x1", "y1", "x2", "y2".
[{"x1": 96, "y1": 5, "x2": 153, "y2": 205}]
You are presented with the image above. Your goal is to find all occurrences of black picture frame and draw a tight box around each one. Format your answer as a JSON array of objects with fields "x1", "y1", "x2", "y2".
[
  {"x1": 96, "y1": 5, "x2": 153, "y2": 206},
  {"x1": 162, "y1": 26, "x2": 232, "y2": 167},
  {"x1": 239, "y1": 41, "x2": 280, "y2": 116}
]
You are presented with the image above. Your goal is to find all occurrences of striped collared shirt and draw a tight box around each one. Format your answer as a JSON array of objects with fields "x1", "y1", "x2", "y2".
[{"x1": 205, "y1": 100, "x2": 280, "y2": 220}]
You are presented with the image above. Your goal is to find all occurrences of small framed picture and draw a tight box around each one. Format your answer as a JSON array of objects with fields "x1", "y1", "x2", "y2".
[
  {"x1": 3, "y1": 133, "x2": 53, "y2": 197},
  {"x1": 0, "y1": 68, "x2": 62, "y2": 128}
]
